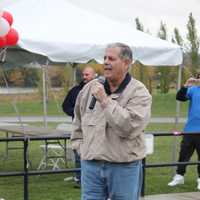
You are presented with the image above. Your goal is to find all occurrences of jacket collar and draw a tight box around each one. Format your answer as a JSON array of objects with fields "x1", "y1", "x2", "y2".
[
  {"x1": 104, "y1": 73, "x2": 131, "y2": 95},
  {"x1": 79, "y1": 81, "x2": 86, "y2": 89}
]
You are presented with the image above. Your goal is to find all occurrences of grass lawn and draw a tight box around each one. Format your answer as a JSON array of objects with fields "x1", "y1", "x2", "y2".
[
  {"x1": 0, "y1": 91, "x2": 196, "y2": 199},
  {"x1": 0, "y1": 123, "x2": 199, "y2": 200},
  {"x1": 0, "y1": 100, "x2": 64, "y2": 116},
  {"x1": 0, "y1": 90, "x2": 189, "y2": 117},
  {"x1": 151, "y1": 92, "x2": 188, "y2": 117}
]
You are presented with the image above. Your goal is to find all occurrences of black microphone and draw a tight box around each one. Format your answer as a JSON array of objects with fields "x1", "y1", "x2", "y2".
[{"x1": 89, "y1": 76, "x2": 105, "y2": 110}]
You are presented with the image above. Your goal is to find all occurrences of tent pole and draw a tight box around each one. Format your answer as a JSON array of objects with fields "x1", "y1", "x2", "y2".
[
  {"x1": 0, "y1": 48, "x2": 7, "y2": 61},
  {"x1": 72, "y1": 63, "x2": 78, "y2": 85},
  {"x1": 175, "y1": 64, "x2": 182, "y2": 127},
  {"x1": 172, "y1": 64, "x2": 183, "y2": 174},
  {"x1": 42, "y1": 60, "x2": 49, "y2": 128}
]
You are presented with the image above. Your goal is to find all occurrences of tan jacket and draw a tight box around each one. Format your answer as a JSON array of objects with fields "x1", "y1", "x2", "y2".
[{"x1": 71, "y1": 77, "x2": 152, "y2": 163}]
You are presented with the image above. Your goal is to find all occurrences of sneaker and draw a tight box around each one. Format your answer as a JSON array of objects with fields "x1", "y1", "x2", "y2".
[
  {"x1": 197, "y1": 178, "x2": 200, "y2": 190},
  {"x1": 64, "y1": 176, "x2": 73, "y2": 181},
  {"x1": 168, "y1": 174, "x2": 184, "y2": 186},
  {"x1": 73, "y1": 176, "x2": 80, "y2": 183}
]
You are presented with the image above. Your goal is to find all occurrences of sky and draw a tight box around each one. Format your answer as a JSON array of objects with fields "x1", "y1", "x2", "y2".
[
  {"x1": 1, "y1": 0, "x2": 200, "y2": 40},
  {"x1": 66, "y1": 0, "x2": 200, "y2": 40}
]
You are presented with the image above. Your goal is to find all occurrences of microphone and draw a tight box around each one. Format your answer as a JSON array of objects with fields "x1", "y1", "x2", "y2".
[{"x1": 89, "y1": 76, "x2": 105, "y2": 110}]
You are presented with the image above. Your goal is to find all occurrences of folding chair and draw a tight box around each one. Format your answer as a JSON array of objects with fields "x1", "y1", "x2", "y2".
[
  {"x1": 37, "y1": 142, "x2": 66, "y2": 170},
  {"x1": 37, "y1": 123, "x2": 74, "y2": 170}
]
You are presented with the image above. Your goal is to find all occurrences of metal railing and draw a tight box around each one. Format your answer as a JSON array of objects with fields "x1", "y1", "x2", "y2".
[
  {"x1": 0, "y1": 135, "x2": 79, "y2": 200},
  {"x1": 0, "y1": 132, "x2": 200, "y2": 199},
  {"x1": 141, "y1": 132, "x2": 200, "y2": 196}
]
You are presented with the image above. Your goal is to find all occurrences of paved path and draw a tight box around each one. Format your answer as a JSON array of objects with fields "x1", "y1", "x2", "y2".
[
  {"x1": 142, "y1": 192, "x2": 199, "y2": 200},
  {"x1": 0, "y1": 116, "x2": 186, "y2": 133},
  {"x1": 0, "y1": 116, "x2": 187, "y2": 123},
  {"x1": 150, "y1": 117, "x2": 186, "y2": 123},
  {"x1": 0, "y1": 116, "x2": 72, "y2": 123}
]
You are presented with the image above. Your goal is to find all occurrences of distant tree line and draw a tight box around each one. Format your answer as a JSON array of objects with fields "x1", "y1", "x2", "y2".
[{"x1": 0, "y1": 65, "x2": 66, "y2": 88}]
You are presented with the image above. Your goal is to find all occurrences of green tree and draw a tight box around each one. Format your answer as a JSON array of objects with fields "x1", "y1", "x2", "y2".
[
  {"x1": 135, "y1": 18, "x2": 145, "y2": 83},
  {"x1": 134, "y1": 17, "x2": 156, "y2": 93},
  {"x1": 22, "y1": 67, "x2": 39, "y2": 87},
  {"x1": 186, "y1": 12, "x2": 200, "y2": 75},
  {"x1": 158, "y1": 21, "x2": 167, "y2": 40},
  {"x1": 157, "y1": 21, "x2": 171, "y2": 93},
  {"x1": 173, "y1": 27, "x2": 183, "y2": 46},
  {"x1": 171, "y1": 27, "x2": 186, "y2": 86},
  {"x1": 135, "y1": 17, "x2": 144, "y2": 31}
]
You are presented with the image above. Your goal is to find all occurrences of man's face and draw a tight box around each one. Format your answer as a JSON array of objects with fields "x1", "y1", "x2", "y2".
[
  {"x1": 82, "y1": 68, "x2": 95, "y2": 83},
  {"x1": 103, "y1": 47, "x2": 129, "y2": 82}
]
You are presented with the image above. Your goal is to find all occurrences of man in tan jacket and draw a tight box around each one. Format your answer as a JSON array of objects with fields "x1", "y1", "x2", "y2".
[{"x1": 71, "y1": 43, "x2": 152, "y2": 200}]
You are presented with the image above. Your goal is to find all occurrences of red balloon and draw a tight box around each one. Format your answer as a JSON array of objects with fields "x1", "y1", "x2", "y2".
[
  {"x1": 0, "y1": 36, "x2": 6, "y2": 48},
  {"x1": 5, "y1": 28, "x2": 19, "y2": 46},
  {"x1": 2, "y1": 11, "x2": 13, "y2": 26}
]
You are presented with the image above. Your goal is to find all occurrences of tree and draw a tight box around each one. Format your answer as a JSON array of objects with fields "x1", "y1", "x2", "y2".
[
  {"x1": 135, "y1": 17, "x2": 144, "y2": 31},
  {"x1": 134, "y1": 18, "x2": 145, "y2": 83},
  {"x1": 186, "y1": 13, "x2": 200, "y2": 75},
  {"x1": 157, "y1": 21, "x2": 171, "y2": 93},
  {"x1": 22, "y1": 67, "x2": 39, "y2": 87},
  {"x1": 8, "y1": 69, "x2": 24, "y2": 87},
  {"x1": 173, "y1": 28, "x2": 183, "y2": 46},
  {"x1": 133, "y1": 17, "x2": 156, "y2": 93},
  {"x1": 158, "y1": 21, "x2": 167, "y2": 40},
  {"x1": 171, "y1": 27, "x2": 186, "y2": 86},
  {"x1": 134, "y1": 19, "x2": 146, "y2": 80}
]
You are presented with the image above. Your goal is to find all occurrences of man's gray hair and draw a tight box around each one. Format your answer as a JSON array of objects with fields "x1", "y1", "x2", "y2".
[{"x1": 106, "y1": 43, "x2": 133, "y2": 61}]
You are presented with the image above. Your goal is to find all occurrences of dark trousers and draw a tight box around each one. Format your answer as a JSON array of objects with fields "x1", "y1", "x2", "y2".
[
  {"x1": 177, "y1": 135, "x2": 200, "y2": 177},
  {"x1": 74, "y1": 150, "x2": 81, "y2": 183}
]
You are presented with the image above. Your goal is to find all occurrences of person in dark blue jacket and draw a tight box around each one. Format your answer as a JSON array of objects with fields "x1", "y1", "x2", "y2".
[
  {"x1": 168, "y1": 72, "x2": 200, "y2": 190},
  {"x1": 62, "y1": 66, "x2": 96, "y2": 186}
]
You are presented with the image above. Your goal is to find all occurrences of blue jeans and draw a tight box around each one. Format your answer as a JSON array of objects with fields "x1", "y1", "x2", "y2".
[{"x1": 81, "y1": 160, "x2": 142, "y2": 200}]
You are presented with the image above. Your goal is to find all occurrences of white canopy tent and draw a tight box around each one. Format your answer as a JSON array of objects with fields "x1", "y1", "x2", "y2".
[
  {"x1": 3, "y1": 0, "x2": 182, "y2": 66},
  {"x1": 2, "y1": 0, "x2": 183, "y2": 128}
]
